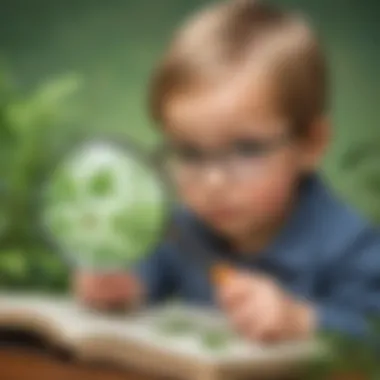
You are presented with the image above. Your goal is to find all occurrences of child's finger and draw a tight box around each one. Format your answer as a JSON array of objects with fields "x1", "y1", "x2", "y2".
[
  {"x1": 217, "y1": 273, "x2": 257, "y2": 310},
  {"x1": 73, "y1": 272, "x2": 140, "y2": 307},
  {"x1": 113, "y1": 276, "x2": 142, "y2": 302},
  {"x1": 247, "y1": 289, "x2": 286, "y2": 342},
  {"x1": 107, "y1": 274, "x2": 137, "y2": 293},
  {"x1": 228, "y1": 298, "x2": 258, "y2": 337}
]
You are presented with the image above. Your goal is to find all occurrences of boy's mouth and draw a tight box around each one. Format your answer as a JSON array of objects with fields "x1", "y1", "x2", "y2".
[{"x1": 205, "y1": 206, "x2": 239, "y2": 221}]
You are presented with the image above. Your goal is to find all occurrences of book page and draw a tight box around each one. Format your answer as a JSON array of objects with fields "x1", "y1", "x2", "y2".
[{"x1": 0, "y1": 293, "x2": 322, "y2": 366}]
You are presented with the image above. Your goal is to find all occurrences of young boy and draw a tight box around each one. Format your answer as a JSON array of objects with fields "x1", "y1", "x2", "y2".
[{"x1": 75, "y1": 0, "x2": 380, "y2": 342}]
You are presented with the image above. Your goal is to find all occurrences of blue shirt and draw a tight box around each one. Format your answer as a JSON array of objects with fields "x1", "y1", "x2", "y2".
[{"x1": 136, "y1": 175, "x2": 380, "y2": 336}]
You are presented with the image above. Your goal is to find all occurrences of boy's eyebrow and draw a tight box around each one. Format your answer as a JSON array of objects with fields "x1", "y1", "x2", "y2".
[{"x1": 165, "y1": 134, "x2": 291, "y2": 153}]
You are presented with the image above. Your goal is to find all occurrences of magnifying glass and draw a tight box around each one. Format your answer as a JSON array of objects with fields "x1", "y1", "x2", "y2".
[
  {"x1": 40, "y1": 137, "x2": 170, "y2": 272},
  {"x1": 40, "y1": 136, "x2": 234, "y2": 289}
]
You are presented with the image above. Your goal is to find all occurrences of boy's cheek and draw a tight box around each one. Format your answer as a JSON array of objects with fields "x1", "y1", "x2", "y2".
[
  {"x1": 175, "y1": 180, "x2": 204, "y2": 209},
  {"x1": 245, "y1": 184, "x2": 291, "y2": 219},
  {"x1": 175, "y1": 160, "x2": 301, "y2": 232},
  {"x1": 225, "y1": 180, "x2": 294, "y2": 231}
]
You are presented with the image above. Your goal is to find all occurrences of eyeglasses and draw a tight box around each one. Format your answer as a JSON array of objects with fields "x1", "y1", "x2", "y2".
[{"x1": 158, "y1": 133, "x2": 294, "y2": 182}]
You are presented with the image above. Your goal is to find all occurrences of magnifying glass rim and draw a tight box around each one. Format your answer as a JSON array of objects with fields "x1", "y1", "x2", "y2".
[{"x1": 36, "y1": 133, "x2": 173, "y2": 271}]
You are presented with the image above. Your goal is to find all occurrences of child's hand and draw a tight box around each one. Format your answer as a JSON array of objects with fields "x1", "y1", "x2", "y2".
[
  {"x1": 73, "y1": 271, "x2": 144, "y2": 310},
  {"x1": 216, "y1": 271, "x2": 315, "y2": 342}
]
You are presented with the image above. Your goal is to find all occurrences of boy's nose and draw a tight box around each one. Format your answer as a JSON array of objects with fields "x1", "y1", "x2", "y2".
[{"x1": 202, "y1": 165, "x2": 228, "y2": 187}]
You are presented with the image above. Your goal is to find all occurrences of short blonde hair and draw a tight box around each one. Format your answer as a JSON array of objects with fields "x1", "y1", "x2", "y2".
[{"x1": 149, "y1": 0, "x2": 327, "y2": 135}]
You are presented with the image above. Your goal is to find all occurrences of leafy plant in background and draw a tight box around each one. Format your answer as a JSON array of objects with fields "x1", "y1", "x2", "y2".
[
  {"x1": 340, "y1": 140, "x2": 380, "y2": 224},
  {"x1": 308, "y1": 319, "x2": 380, "y2": 379},
  {"x1": 0, "y1": 67, "x2": 83, "y2": 292}
]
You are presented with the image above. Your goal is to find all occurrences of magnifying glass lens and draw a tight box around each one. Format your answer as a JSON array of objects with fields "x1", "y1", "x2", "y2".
[{"x1": 42, "y1": 140, "x2": 168, "y2": 271}]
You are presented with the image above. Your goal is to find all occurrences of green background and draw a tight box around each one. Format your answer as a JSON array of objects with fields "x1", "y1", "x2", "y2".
[{"x1": 0, "y1": 0, "x2": 379, "y2": 291}]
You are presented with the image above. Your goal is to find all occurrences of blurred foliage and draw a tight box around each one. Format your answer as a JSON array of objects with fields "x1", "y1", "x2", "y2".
[
  {"x1": 339, "y1": 142, "x2": 380, "y2": 224},
  {"x1": 0, "y1": 68, "x2": 83, "y2": 292},
  {"x1": 0, "y1": 247, "x2": 69, "y2": 293},
  {"x1": 308, "y1": 321, "x2": 380, "y2": 379}
]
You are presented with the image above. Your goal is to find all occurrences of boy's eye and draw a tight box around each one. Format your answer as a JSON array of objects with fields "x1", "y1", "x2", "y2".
[
  {"x1": 171, "y1": 145, "x2": 204, "y2": 163},
  {"x1": 232, "y1": 139, "x2": 267, "y2": 157}
]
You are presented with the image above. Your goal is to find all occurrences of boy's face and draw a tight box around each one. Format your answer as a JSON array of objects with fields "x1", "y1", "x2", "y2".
[{"x1": 163, "y1": 73, "x2": 328, "y2": 240}]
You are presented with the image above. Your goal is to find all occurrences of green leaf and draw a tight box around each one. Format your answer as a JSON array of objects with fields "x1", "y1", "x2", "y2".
[
  {"x1": 112, "y1": 213, "x2": 130, "y2": 235},
  {"x1": 0, "y1": 249, "x2": 28, "y2": 281},
  {"x1": 315, "y1": 330, "x2": 379, "y2": 377},
  {"x1": 5, "y1": 73, "x2": 81, "y2": 138},
  {"x1": 26, "y1": 249, "x2": 69, "y2": 293},
  {"x1": 88, "y1": 169, "x2": 114, "y2": 197},
  {"x1": 32, "y1": 73, "x2": 81, "y2": 108}
]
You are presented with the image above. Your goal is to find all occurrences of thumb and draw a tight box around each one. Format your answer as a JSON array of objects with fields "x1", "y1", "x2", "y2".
[{"x1": 216, "y1": 270, "x2": 255, "y2": 310}]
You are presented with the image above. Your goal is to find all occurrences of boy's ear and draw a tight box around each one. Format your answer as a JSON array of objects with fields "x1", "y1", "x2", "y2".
[{"x1": 301, "y1": 116, "x2": 330, "y2": 171}]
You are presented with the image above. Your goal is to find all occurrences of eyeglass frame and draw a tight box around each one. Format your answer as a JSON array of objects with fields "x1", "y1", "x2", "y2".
[{"x1": 153, "y1": 131, "x2": 297, "y2": 181}]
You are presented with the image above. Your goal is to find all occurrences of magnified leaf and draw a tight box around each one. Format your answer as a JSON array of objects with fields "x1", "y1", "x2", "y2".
[
  {"x1": 88, "y1": 169, "x2": 114, "y2": 197},
  {"x1": 49, "y1": 214, "x2": 72, "y2": 237},
  {"x1": 80, "y1": 211, "x2": 100, "y2": 231},
  {"x1": 43, "y1": 141, "x2": 168, "y2": 270}
]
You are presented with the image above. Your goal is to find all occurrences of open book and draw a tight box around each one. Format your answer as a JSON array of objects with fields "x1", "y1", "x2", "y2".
[{"x1": 0, "y1": 292, "x2": 323, "y2": 380}]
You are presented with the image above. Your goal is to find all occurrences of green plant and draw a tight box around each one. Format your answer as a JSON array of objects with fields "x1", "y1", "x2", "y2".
[
  {"x1": 340, "y1": 141, "x2": 380, "y2": 224},
  {"x1": 307, "y1": 321, "x2": 380, "y2": 379},
  {"x1": 0, "y1": 67, "x2": 82, "y2": 291}
]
